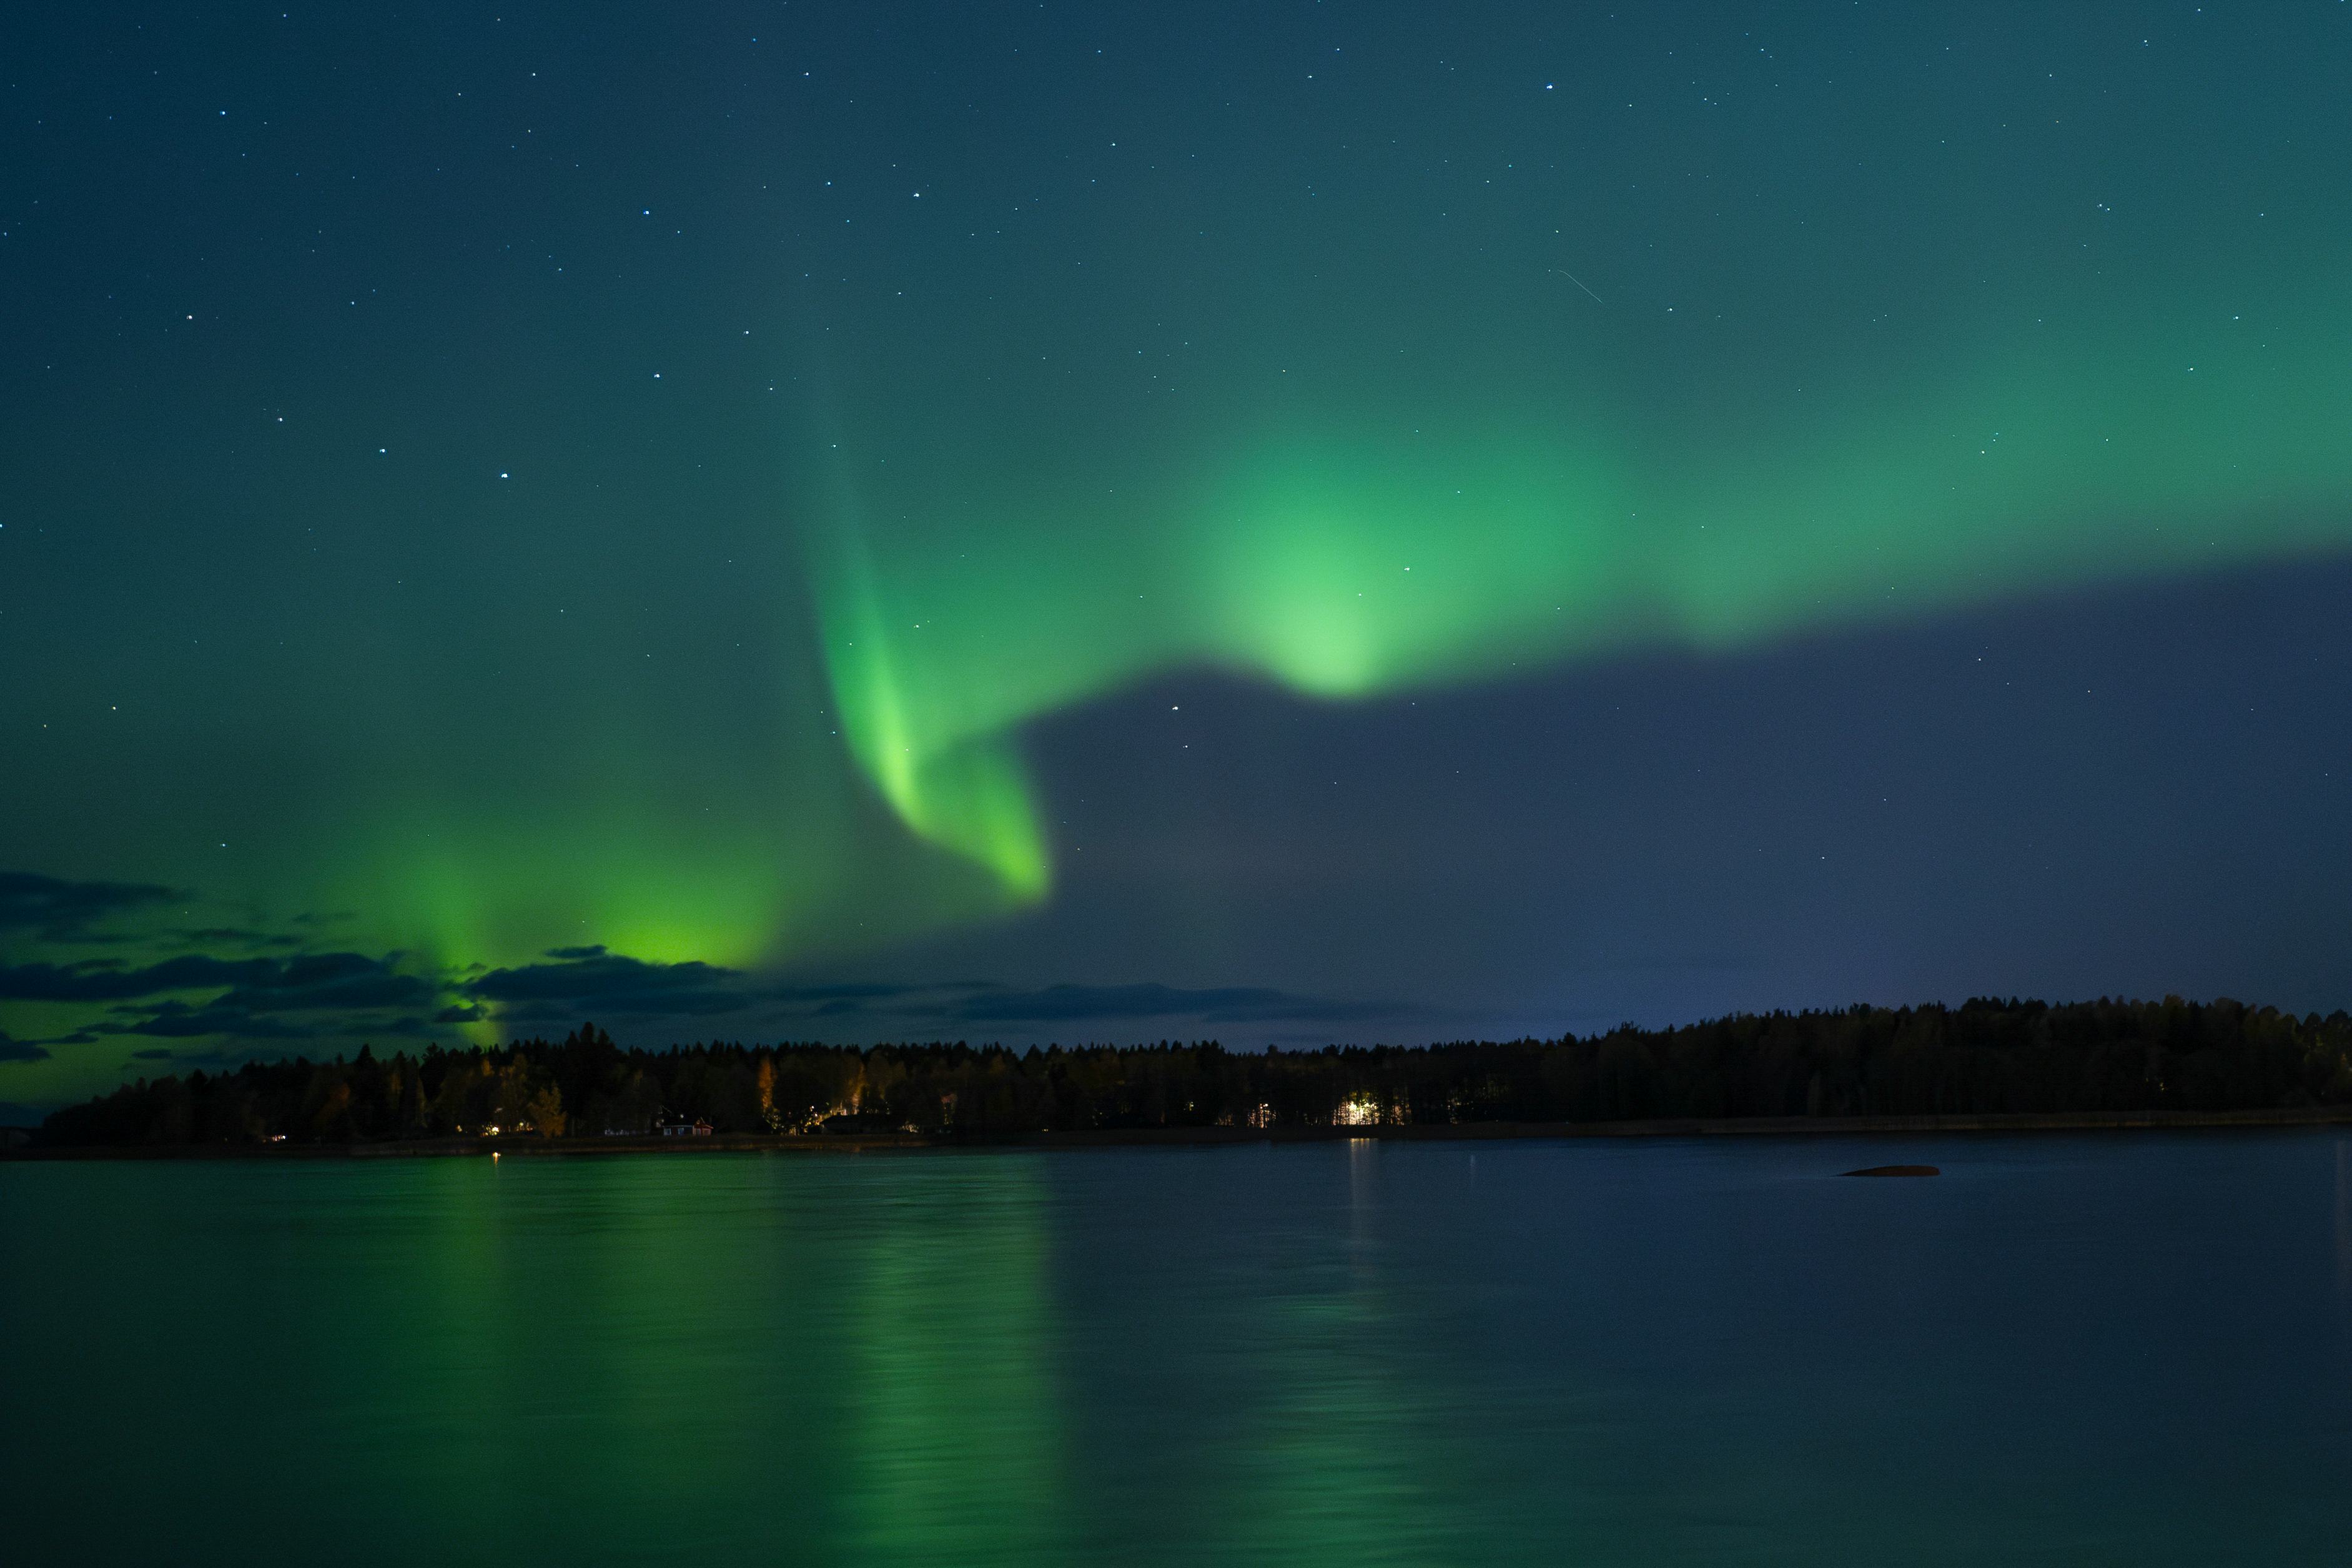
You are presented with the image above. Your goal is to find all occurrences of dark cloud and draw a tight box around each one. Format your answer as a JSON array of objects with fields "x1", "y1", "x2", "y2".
[
  {"x1": 0, "y1": 1031, "x2": 53, "y2": 1063},
  {"x1": 0, "y1": 884, "x2": 477, "y2": 1053},
  {"x1": 210, "y1": 953, "x2": 438, "y2": 1014},
  {"x1": 124, "y1": 1002, "x2": 319, "y2": 1041},
  {"x1": 0, "y1": 872, "x2": 177, "y2": 942},
  {"x1": 495, "y1": 1002, "x2": 586, "y2": 1025},
  {"x1": 462, "y1": 970, "x2": 930, "y2": 1028},
  {"x1": 465, "y1": 951, "x2": 752, "y2": 1016},
  {"x1": 944, "y1": 982, "x2": 1398, "y2": 1026},
  {"x1": 174, "y1": 927, "x2": 304, "y2": 952},
  {"x1": 112, "y1": 1008, "x2": 452, "y2": 1048},
  {"x1": 7, "y1": 901, "x2": 1400, "y2": 1056},
  {"x1": 767, "y1": 980, "x2": 928, "y2": 1011},
  {"x1": 0, "y1": 952, "x2": 427, "y2": 1009},
  {"x1": 1, "y1": 954, "x2": 285, "y2": 1002}
]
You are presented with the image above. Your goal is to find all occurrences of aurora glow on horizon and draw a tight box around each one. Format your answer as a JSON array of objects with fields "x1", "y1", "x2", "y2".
[{"x1": 5, "y1": 1, "x2": 2351, "y2": 1107}]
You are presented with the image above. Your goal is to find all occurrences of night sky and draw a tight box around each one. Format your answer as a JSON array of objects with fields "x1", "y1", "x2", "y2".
[{"x1": 6, "y1": 2, "x2": 2350, "y2": 1112}]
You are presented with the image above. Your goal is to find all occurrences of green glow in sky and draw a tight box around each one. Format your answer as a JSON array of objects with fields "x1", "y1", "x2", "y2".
[
  {"x1": 816, "y1": 304, "x2": 2352, "y2": 900},
  {"x1": 11, "y1": 1, "x2": 2352, "y2": 1093}
]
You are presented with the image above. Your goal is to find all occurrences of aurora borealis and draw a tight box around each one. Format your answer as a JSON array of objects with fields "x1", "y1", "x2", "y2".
[
  {"x1": 819, "y1": 304, "x2": 2352, "y2": 900},
  {"x1": 5, "y1": 1, "x2": 2351, "y2": 1110}
]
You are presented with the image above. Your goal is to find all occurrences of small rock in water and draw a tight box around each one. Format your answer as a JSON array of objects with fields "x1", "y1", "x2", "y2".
[{"x1": 1841, "y1": 1164, "x2": 1940, "y2": 1178}]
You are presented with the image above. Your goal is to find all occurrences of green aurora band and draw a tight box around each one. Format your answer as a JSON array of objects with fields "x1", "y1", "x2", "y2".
[
  {"x1": 21, "y1": 3, "x2": 2352, "y2": 1102},
  {"x1": 814, "y1": 305, "x2": 2352, "y2": 906}
]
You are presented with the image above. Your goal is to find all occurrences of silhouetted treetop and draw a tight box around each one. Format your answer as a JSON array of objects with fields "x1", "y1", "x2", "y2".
[{"x1": 35, "y1": 997, "x2": 2352, "y2": 1148}]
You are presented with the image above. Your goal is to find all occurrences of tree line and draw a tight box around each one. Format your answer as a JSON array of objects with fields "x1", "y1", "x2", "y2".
[{"x1": 31, "y1": 995, "x2": 2352, "y2": 1148}]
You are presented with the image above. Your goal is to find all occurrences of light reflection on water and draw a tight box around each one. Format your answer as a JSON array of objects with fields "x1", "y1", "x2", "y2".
[
  {"x1": 2338, "y1": 1140, "x2": 2351, "y2": 1303},
  {"x1": 1243, "y1": 1137, "x2": 1425, "y2": 1563},
  {"x1": 846, "y1": 1159, "x2": 1060, "y2": 1564},
  {"x1": 3, "y1": 1133, "x2": 2351, "y2": 1566}
]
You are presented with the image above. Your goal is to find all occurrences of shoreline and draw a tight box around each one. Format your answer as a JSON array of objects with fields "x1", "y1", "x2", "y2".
[{"x1": 6, "y1": 1103, "x2": 2351, "y2": 1159}]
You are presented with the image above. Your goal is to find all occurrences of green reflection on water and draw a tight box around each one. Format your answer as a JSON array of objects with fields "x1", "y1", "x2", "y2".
[
  {"x1": 0, "y1": 1156, "x2": 1073, "y2": 1566},
  {"x1": 844, "y1": 1156, "x2": 1063, "y2": 1564},
  {"x1": 9, "y1": 1140, "x2": 2352, "y2": 1566}
]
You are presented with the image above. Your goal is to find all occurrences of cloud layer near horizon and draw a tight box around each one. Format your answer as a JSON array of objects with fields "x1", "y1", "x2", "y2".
[{"x1": 0, "y1": 874, "x2": 1403, "y2": 1091}]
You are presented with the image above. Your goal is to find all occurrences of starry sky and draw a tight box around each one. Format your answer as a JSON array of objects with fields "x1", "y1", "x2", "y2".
[{"x1": 5, "y1": 1, "x2": 2350, "y2": 1112}]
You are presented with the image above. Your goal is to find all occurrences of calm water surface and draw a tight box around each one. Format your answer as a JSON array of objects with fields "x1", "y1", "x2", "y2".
[{"x1": 5, "y1": 1133, "x2": 2351, "y2": 1564}]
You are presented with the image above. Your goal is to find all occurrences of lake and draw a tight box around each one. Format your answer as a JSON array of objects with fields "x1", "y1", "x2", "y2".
[{"x1": 4, "y1": 1133, "x2": 2350, "y2": 1564}]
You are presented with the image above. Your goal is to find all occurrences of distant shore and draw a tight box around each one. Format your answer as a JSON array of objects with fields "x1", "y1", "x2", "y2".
[{"x1": 7, "y1": 1103, "x2": 2351, "y2": 1159}]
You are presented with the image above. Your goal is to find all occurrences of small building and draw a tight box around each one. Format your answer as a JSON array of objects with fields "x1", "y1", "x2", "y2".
[{"x1": 659, "y1": 1118, "x2": 714, "y2": 1137}]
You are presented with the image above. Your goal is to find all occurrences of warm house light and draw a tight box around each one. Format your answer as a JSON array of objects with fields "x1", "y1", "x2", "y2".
[{"x1": 1335, "y1": 1095, "x2": 1380, "y2": 1128}]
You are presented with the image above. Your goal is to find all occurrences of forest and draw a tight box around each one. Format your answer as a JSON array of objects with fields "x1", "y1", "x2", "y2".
[{"x1": 27, "y1": 996, "x2": 2352, "y2": 1148}]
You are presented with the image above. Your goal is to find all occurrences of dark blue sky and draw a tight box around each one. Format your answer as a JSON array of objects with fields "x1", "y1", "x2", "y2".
[{"x1": 4, "y1": 1, "x2": 2348, "y2": 1105}]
